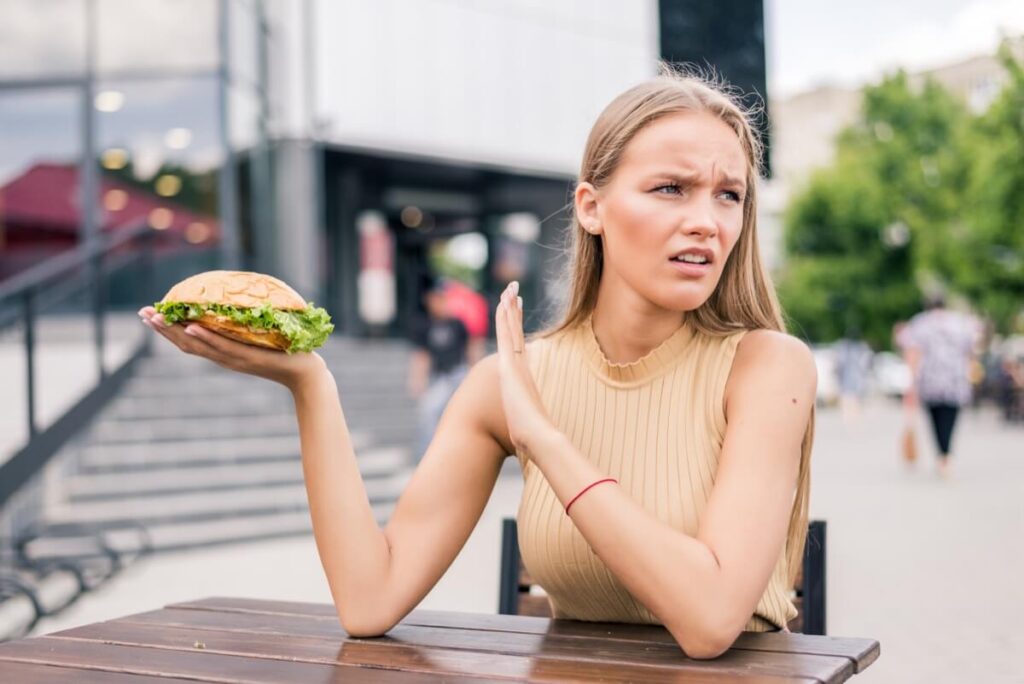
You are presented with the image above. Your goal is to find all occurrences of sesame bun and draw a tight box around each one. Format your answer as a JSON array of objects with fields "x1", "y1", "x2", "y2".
[{"x1": 160, "y1": 270, "x2": 307, "y2": 311}]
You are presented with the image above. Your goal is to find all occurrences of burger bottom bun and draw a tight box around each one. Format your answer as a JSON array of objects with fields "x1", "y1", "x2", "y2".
[{"x1": 195, "y1": 313, "x2": 291, "y2": 351}]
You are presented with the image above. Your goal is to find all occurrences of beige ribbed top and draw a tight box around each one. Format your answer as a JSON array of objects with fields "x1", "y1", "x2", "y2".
[{"x1": 516, "y1": 315, "x2": 797, "y2": 632}]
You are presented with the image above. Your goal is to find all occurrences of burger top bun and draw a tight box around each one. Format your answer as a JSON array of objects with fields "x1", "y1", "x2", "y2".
[{"x1": 161, "y1": 270, "x2": 306, "y2": 310}]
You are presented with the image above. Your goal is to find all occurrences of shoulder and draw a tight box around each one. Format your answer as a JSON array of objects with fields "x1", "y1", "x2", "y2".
[
  {"x1": 735, "y1": 328, "x2": 814, "y2": 363},
  {"x1": 726, "y1": 330, "x2": 817, "y2": 408}
]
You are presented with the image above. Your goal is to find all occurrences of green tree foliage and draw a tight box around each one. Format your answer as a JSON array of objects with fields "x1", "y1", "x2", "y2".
[
  {"x1": 778, "y1": 44, "x2": 1024, "y2": 346},
  {"x1": 958, "y1": 44, "x2": 1024, "y2": 333},
  {"x1": 779, "y1": 71, "x2": 969, "y2": 348}
]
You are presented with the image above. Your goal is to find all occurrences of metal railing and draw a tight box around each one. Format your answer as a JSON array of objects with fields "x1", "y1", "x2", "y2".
[{"x1": 0, "y1": 224, "x2": 157, "y2": 509}]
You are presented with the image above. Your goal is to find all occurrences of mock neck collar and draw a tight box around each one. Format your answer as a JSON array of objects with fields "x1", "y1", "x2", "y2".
[{"x1": 580, "y1": 314, "x2": 693, "y2": 387}]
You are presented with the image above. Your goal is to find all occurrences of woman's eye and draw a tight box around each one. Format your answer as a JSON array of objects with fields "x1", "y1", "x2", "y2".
[
  {"x1": 654, "y1": 184, "x2": 681, "y2": 194},
  {"x1": 720, "y1": 190, "x2": 743, "y2": 203}
]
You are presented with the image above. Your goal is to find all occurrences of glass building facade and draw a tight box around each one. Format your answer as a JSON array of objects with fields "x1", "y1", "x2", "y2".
[{"x1": 0, "y1": 0, "x2": 271, "y2": 287}]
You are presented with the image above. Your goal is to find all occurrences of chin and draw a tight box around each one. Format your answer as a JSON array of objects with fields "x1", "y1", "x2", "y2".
[
  {"x1": 661, "y1": 280, "x2": 718, "y2": 311},
  {"x1": 646, "y1": 290, "x2": 711, "y2": 313}
]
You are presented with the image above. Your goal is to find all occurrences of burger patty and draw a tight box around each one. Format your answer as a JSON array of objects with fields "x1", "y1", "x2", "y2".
[{"x1": 197, "y1": 312, "x2": 292, "y2": 351}]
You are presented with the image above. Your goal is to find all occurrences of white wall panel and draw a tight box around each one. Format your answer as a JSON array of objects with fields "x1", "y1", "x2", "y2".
[{"x1": 281, "y1": 0, "x2": 659, "y2": 174}]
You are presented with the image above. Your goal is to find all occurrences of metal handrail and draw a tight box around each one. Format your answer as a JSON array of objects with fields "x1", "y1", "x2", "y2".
[
  {"x1": 0, "y1": 223, "x2": 152, "y2": 307},
  {"x1": 0, "y1": 224, "x2": 158, "y2": 509}
]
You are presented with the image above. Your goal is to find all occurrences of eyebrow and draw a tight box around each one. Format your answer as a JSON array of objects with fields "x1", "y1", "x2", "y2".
[{"x1": 647, "y1": 170, "x2": 747, "y2": 190}]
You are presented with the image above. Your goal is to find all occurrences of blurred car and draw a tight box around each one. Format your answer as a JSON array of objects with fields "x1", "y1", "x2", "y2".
[
  {"x1": 871, "y1": 351, "x2": 912, "y2": 398},
  {"x1": 812, "y1": 344, "x2": 839, "y2": 407}
]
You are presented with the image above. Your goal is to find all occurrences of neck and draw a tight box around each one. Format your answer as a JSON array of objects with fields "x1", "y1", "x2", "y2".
[{"x1": 589, "y1": 275, "x2": 685, "y2": 364}]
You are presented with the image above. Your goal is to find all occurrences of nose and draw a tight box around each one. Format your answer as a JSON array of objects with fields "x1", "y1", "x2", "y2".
[{"x1": 679, "y1": 191, "x2": 718, "y2": 240}]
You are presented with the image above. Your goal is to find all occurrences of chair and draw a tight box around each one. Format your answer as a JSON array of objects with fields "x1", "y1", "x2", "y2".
[{"x1": 498, "y1": 517, "x2": 827, "y2": 635}]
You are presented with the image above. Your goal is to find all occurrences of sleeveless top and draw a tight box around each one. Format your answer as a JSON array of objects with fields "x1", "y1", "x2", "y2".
[{"x1": 515, "y1": 315, "x2": 797, "y2": 632}]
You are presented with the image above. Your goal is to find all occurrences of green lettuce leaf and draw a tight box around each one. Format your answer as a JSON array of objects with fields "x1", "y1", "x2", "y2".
[{"x1": 154, "y1": 300, "x2": 334, "y2": 353}]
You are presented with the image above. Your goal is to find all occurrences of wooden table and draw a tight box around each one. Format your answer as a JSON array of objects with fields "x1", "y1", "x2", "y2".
[{"x1": 0, "y1": 597, "x2": 879, "y2": 682}]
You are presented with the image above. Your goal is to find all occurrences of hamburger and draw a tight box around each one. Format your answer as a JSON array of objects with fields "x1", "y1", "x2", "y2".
[{"x1": 154, "y1": 270, "x2": 334, "y2": 353}]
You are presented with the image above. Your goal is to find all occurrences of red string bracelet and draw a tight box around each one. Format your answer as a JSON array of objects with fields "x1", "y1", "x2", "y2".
[{"x1": 565, "y1": 478, "x2": 618, "y2": 515}]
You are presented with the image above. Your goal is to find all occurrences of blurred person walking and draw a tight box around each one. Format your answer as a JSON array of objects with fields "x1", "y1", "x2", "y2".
[
  {"x1": 898, "y1": 294, "x2": 982, "y2": 478},
  {"x1": 407, "y1": 280, "x2": 483, "y2": 463}
]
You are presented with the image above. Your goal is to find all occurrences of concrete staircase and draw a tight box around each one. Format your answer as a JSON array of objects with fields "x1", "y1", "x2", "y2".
[
  {"x1": 0, "y1": 334, "x2": 421, "y2": 639},
  {"x1": 40, "y1": 337, "x2": 419, "y2": 555}
]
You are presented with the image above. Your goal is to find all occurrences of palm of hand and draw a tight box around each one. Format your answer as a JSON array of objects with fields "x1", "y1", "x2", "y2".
[
  {"x1": 138, "y1": 306, "x2": 324, "y2": 389},
  {"x1": 495, "y1": 283, "x2": 553, "y2": 456}
]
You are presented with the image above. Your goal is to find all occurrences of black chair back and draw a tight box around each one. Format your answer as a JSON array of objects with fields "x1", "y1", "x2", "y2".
[{"x1": 498, "y1": 518, "x2": 827, "y2": 635}]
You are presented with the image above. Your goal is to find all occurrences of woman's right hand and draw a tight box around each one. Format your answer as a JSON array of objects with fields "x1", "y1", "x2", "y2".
[{"x1": 138, "y1": 306, "x2": 327, "y2": 391}]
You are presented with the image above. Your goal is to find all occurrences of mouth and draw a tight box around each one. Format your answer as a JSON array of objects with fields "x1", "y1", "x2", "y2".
[{"x1": 668, "y1": 248, "x2": 714, "y2": 276}]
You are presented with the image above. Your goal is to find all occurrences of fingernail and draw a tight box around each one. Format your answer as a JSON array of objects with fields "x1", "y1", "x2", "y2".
[
  {"x1": 184, "y1": 326, "x2": 197, "y2": 336},
  {"x1": 517, "y1": 296, "x2": 523, "y2": 308},
  {"x1": 511, "y1": 281, "x2": 519, "y2": 296}
]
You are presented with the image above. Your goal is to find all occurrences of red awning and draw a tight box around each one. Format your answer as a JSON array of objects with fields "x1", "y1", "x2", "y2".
[{"x1": 0, "y1": 162, "x2": 219, "y2": 238}]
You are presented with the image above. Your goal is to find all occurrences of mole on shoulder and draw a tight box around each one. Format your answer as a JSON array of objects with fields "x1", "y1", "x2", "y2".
[{"x1": 791, "y1": 398, "x2": 798, "y2": 404}]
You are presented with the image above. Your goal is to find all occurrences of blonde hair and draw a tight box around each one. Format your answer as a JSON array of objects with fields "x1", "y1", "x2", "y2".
[{"x1": 543, "y1": 64, "x2": 814, "y2": 587}]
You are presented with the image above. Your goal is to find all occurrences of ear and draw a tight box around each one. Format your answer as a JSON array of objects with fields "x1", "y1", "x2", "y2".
[{"x1": 574, "y1": 181, "x2": 604, "y2": 235}]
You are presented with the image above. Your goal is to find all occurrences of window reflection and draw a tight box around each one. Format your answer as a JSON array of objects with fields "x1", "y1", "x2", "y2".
[
  {"x1": 1, "y1": 1, "x2": 268, "y2": 283},
  {"x1": 95, "y1": 77, "x2": 222, "y2": 249},
  {"x1": 96, "y1": 0, "x2": 218, "y2": 74},
  {"x1": 0, "y1": 88, "x2": 82, "y2": 279},
  {"x1": 0, "y1": 0, "x2": 87, "y2": 79}
]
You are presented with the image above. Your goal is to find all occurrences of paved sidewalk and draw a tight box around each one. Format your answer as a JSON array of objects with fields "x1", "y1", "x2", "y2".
[
  {"x1": 809, "y1": 400, "x2": 1023, "y2": 683},
  {"x1": 26, "y1": 399, "x2": 1023, "y2": 683}
]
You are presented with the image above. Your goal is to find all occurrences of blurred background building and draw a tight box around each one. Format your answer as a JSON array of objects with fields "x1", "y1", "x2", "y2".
[
  {"x1": 0, "y1": 0, "x2": 778, "y2": 337},
  {"x1": 771, "y1": 35, "x2": 1024, "y2": 190}
]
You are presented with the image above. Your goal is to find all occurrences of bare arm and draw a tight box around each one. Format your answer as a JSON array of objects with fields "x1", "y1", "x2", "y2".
[
  {"x1": 293, "y1": 354, "x2": 511, "y2": 635},
  {"x1": 139, "y1": 308, "x2": 511, "y2": 636}
]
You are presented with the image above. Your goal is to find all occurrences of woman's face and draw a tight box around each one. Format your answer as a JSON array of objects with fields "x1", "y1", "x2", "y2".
[{"x1": 579, "y1": 111, "x2": 749, "y2": 313}]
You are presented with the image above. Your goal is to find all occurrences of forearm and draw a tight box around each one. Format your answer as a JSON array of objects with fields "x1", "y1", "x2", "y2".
[
  {"x1": 528, "y1": 430, "x2": 731, "y2": 655},
  {"x1": 291, "y1": 367, "x2": 393, "y2": 631}
]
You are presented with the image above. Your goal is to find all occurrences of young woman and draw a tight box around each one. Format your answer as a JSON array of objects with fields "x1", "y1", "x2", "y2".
[{"x1": 139, "y1": 67, "x2": 816, "y2": 660}]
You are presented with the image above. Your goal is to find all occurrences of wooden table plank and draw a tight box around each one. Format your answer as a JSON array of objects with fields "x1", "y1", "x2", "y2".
[
  {"x1": 50, "y1": 619, "x2": 814, "y2": 684},
  {"x1": 171, "y1": 596, "x2": 879, "y2": 673},
  {"x1": 118, "y1": 607, "x2": 852, "y2": 683},
  {"x1": 0, "y1": 636, "x2": 492, "y2": 683},
  {"x1": 0, "y1": 661, "x2": 203, "y2": 683},
  {"x1": 169, "y1": 596, "x2": 337, "y2": 616},
  {"x1": 415, "y1": 611, "x2": 882, "y2": 675},
  {"x1": 0, "y1": 597, "x2": 876, "y2": 683}
]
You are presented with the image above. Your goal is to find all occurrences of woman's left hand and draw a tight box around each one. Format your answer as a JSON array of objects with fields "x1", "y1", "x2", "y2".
[{"x1": 495, "y1": 281, "x2": 556, "y2": 458}]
